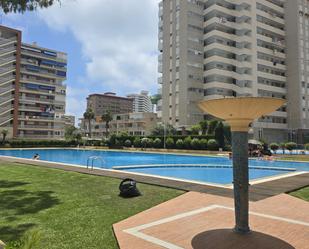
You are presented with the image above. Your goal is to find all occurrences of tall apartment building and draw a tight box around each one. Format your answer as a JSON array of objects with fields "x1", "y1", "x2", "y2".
[
  {"x1": 286, "y1": 0, "x2": 309, "y2": 143},
  {"x1": 0, "y1": 25, "x2": 67, "y2": 139},
  {"x1": 127, "y1": 90, "x2": 153, "y2": 113},
  {"x1": 86, "y1": 92, "x2": 133, "y2": 116},
  {"x1": 158, "y1": 0, "x2": 309, "y2": 143}
]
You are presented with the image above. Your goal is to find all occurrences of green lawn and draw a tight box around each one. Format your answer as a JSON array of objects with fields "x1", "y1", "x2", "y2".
[
  {"x1": 290, "y1": 186, "x2": 309, "y2": 201},
  {"x1": 0, "y1": 163, "x2": 184, "y2": 249}
]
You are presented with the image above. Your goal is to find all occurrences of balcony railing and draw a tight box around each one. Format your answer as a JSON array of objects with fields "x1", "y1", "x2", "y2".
[
  {"x1": 20, "y1": 96, "x2": 55, "y2": 104},
  {"x1": 0, "y1": 37, "x2": 16, "y2": 46},
  {"x1": 0, "y1": 47, "x2": 16, "y2": 56},
  {"x1": 0, "y1": 75, "x2": 15, "y2": 85},
  {"x1": 21, "y1": 49, "x2": 66, "y2": 62}
]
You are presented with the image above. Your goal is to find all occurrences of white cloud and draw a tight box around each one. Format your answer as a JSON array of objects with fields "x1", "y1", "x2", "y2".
[{"x1": 38, "y1": 0, "x2": 159, "y2": 103}]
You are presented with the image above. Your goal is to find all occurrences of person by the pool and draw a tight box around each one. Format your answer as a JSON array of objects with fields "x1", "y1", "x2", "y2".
[{"x1": 32, "y1": 153, "x2": 40, "y2": 160}]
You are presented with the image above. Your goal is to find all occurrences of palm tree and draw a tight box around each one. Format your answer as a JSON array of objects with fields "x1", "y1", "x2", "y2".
[
  {"x1": 83, "y1": 108, "x2": 95, "y2": 138},
  {"x1": 101, "y1": 111, "x2": 113, "y2": 138},
  {"x1": 1, "y1": 129, "x2": 8, "y2": 143}
]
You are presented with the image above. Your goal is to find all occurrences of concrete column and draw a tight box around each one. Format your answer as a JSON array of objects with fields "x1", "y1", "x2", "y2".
[{"x1": 232, "y1": 131, "x2": 250, "y2": 234}]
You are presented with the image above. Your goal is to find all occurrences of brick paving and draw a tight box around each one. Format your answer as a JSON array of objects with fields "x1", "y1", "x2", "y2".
[{"x1": 113, "y1": 192, "x2": 309, "y2": 249}]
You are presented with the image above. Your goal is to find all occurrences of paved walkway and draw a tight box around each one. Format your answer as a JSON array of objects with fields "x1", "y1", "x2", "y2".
[{"x1": 114, "y1": 192, "x2": 309, "y2": 249}]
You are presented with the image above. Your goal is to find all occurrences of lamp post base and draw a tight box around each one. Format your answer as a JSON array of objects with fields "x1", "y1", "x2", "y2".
[{"x1": 233, "y1": 226, "x2": 251, "y2": 234}]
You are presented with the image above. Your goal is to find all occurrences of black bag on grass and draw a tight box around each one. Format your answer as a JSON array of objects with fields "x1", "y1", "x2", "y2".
[{"x1": 119, "y1": 178, "x2": 141, "y2": 198}]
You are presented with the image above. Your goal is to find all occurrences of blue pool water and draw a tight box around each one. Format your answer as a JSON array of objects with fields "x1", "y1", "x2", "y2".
[{"x1": 0, "y1": 149, "x2": 308, "y2": 184}]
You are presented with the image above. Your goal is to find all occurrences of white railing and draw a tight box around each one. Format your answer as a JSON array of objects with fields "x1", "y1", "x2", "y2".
[
  {"x1": 0, "y1": 47, "x2": 15, "y2": 56},
  {"x1": 0, "y1": 75, "x2": 15, "y2": 85}
]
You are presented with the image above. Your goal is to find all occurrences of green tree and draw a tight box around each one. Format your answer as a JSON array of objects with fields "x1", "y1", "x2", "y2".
[
  {"x1": 64, "y1": 125, "x2": 76, "y2": 140},
  {"x1": 207, "y1": 120, "x2": 218, "y2": 135},
  {"x1": 305, "y1": 143, "x2": 309, "y2": 151},
  {"x1": 83, "y1": 108, "x2": 95, "y2": 138},
  {"x1": 223, "y1": 124, "x2": 231, "y2": 145},
  {"x1": 101, "y1": 111, "x2": 113, "y2": 138},
  {"x1": 150, "y1": 94, "x2": 161, "y2": 105},
  {"x1": 270, "y1": 143, "x2": 279, "y2": 154},
  {"x1": 214, "y1": 122, "x2": 225, "y2": 149},
  {"x1": 199, "y1": 120, "x2": 208, "y2": 135},
  {"x1": 1, "y1": 129, "x2": 8, "y2": 143},
  {"x1": 151, "y1": 124, "x2": 177, "y2": 136},
  {"x1": 190, "y1": 124, "x2": 201, "y2": 135},
  {"x1": 0, "y1": 0, "x2": 60, "y2": 13}
]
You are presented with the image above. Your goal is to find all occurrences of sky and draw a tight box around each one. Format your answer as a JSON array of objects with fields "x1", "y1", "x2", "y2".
[{"x1": 1, "y1": 0, "x2": 159, "y2": 120}]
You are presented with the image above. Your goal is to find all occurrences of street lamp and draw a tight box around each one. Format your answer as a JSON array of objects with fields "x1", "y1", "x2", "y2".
[{"x1": 198, "y1": 97, "x2": 285, "y2": 234}]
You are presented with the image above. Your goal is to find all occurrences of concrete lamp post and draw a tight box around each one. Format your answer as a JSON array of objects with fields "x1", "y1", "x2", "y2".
[{"x1": 198, "y1": 97, "x2": 285, "y2": 234}]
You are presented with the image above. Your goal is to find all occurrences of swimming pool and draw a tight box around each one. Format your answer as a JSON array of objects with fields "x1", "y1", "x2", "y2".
[{"x1": 0, "y1": 149, "x2": 308, "y2": 184}]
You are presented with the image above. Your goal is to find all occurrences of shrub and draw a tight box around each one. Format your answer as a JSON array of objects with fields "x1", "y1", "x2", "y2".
[
  {"x1": 280, "y1": 142, "x2": 286, "y2": 154},
  {"x1": 153, "y1": 138, "x2": 162, "y2": 148},
  {"x1": 191, "y1": 138, "x2": 200, "y2": 150},
  {"x1": 269, "y1": 143, "x2": 279, "y2": 153},
  {"x1": 147, "y1": 138, "x2": 154, "y2": 148},
  {"x1": 141, "y1": 138, "x2": 149, "y2": 148},
  {"x1": 124, "y1": 139, "x2": 132, "y2": 147},
  {"x1": 200, "y1": 138, "x2": 208, "y2": 150},
  {"x1": 285, "y1": 142, "x2": 297, "y2": 153},
  {"x1": 207, "y1": 139, "x2": 219, "y2": 151},
  {"x1": 305, "y1": 143, "x2": 309, "y2": 150},
  {"x1": 183, "y1": 137, "x2": 192, "y2": 149},
  {"x1": 175, "y1": 139, "x2": 184, "y2": 149},
  {"x1": 133, "y1": 137, "x2": 141, "y2": 148},
  {"x1": 165, "y1": 137, "x2": 174, "y2": 148}
]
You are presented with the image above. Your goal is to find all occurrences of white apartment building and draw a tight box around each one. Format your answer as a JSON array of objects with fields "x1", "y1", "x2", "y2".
[
  {"x1": 127, "y1": 90, "x2": 153, "y2": 113},
  {"x1": 158, "y1": 0, "x2": 309, "y2": 143},
  {"x1": 0, "y1": 25, "x2": 67, "y2": 139}
]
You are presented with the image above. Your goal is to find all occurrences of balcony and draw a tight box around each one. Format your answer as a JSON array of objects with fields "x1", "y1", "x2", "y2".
[
  {"x1": 0, "y1": 47, "x2": 16, "y2": 57},
  {"x1": 0, "y1": 37, "x2": 16, "y2": 46},
  {"x1": 0, "y1": 115, "x2": 13, "y2": 126},
  {"x1": 0, "y1": 95, "x2": 14, "y2": 105},
  {"x1": 19, "y1": 115, "x2": 55, "y2": 121},
  {"x1": 0, "y1": 56, "x2": 16, "y2": 66},
  {"x1": 0, "y1": 75, "x2": 15, "y2": 85},
  {"x1": 19, "y1": 96, "x2": 55, "y2": 104},
  {"x1": 21, "y1": 49, "x2": 66, "y2": 63},
  {"x1": 0, "y1": 66, "x2": 15, "y2": 76}
]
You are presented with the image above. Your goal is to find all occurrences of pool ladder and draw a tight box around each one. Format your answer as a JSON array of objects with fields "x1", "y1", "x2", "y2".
[{"x1": 86, "y1": 156, "x2": 105, "y2": 170}]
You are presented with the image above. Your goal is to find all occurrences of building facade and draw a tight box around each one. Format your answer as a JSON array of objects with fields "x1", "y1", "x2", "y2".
[
  {"x1": 80, "y1": 112, "x2": 158, "y2": 138},
  {"x1": 158, "y1": 0, "x2": 309, "y2": 143},
  {"x1": 64, "y1": 115, "x2": 75, "y2": 127},
  {"x1": 0, "y1": 25, "x2": 67, "y2": 139},
  {"x1": 87, "y1": 92, "x2": 133, "y2": 116},
  {"x1": 127, "y1": 90, "x2": 153, "y2": 113},
  {"x1": 286, "y1": 0, "x2": 309, "y2": 143}
]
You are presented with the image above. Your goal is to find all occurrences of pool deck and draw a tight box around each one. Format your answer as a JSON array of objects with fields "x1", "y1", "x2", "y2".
[
  {"x1": 1, "y1": 156, "x2": 308, "y2": 201},
  {"x1": 113, "y1": 192, "x2": 309, "y2": 249}
]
